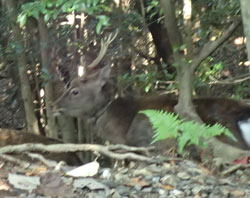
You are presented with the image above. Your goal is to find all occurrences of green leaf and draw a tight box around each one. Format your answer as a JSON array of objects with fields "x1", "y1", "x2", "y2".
[
  {"x1": 96, "y1": 15, "x2": 110, "y2": 34},
  {"x1": 31, "y1": 10, "x2": 40, "y2": 19},
  {"x1": 96, "y1": 22, "x2": 102, "y2": 34},
  {"x1": 44, "y1": 13, "x2": 51, "y2": 22}
]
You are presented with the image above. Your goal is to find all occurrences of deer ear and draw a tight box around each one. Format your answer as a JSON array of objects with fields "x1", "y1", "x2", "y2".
[{"x1": 99, "y1": 66, "x2": 111, "y2": 87}]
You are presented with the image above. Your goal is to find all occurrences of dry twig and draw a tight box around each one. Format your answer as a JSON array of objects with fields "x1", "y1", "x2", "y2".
[{"x1": 222, "y1": 163, "x2": 250, "y2": 176}]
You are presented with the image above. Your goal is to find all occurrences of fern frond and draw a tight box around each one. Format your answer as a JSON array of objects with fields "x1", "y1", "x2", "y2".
[
  {"x1": 140, "y1": 110, "x2": 181, "y2": 143},
  {"x1": 140, "y1": 109, "x2": 235, "y2": 154}
]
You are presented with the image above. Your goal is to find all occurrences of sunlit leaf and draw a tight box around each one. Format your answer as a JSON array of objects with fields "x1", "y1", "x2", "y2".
[{"x1": 17, "y1": 14, "x2": 27, "y2": 27}]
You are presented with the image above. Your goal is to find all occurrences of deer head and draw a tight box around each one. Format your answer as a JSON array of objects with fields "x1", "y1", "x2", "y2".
[{"x1": 53, "y1": 31, "x2": 118, "y2": 117}]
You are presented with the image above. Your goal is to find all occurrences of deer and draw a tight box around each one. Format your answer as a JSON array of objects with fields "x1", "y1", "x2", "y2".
[{"x1": 53, "y1": 31, "x2": 250, "y2": 152}]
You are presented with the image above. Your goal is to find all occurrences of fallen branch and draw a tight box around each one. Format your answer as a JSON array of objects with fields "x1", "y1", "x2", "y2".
[{"x1": 0, "y1": 143, "x2": 156, "y2": 163}]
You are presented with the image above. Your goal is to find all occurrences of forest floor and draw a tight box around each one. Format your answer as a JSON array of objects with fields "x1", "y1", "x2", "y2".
[{"x1": 0, "y1": 147, "x2": 250, "y2": 198}]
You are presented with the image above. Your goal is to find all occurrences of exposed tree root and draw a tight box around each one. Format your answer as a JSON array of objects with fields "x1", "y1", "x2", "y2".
[{"x1": 0, "y1": 143, "x2": 157, "y2": 163}]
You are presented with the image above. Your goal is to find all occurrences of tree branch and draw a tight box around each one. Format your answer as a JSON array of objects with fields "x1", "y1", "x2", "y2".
[
  {"x1": 191, "y1": 20, "x2": 241, "y2": 71},
  {"x1": 208, "y1": 74, "x2": 250, "y2": 85}
]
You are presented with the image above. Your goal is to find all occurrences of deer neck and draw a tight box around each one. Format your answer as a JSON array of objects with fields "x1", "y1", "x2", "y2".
[{"x1": 95, "y1": 101, "x2": 112, "y2": 120}]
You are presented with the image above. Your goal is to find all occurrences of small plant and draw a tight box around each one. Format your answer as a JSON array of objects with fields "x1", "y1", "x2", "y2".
[{"x1": 140, "y1": 109, "x2": 235, "y2": 153}]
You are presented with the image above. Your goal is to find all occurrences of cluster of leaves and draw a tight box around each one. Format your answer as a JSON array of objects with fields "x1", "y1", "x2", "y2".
[
  {"x1": 145, "y1": 0, "x2": 161, "y2": 22},
  {"x1": 119, "y1": 12, "x2": 142, "y2": 33},
  {"x1": 184, "y1": 0, "x2": 240, "y2": 49},
  {"x1": 140, "y1": 109, "x2": 235, "y2": 153},
  {"x1": 118, "y1": 71, "x2": 158, "y2": 93},
  {"x1": 233, "y1": 82, "x2": 250, "y2": 99},
  {"x1": 18, "y1": 0, "x2": 110, "y2": 33},
  {"x1": 195, "y1": 0, "x2": 240, "y2": 27},
  {"x1": 195, "y1": 57, "x2": 224, "y2": 85}
]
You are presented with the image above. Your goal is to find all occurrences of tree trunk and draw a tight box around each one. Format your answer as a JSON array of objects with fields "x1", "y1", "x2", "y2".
[
  {"x1": 160, "y1": 0, "x2": 200, "y2": 121},
  {"x1": 160, "y1": 0, "x2": 183, "y2": 48},
  {"x1": 240, "y1": 0, "x2": 250, "y2": 70},
  {"x1": 135, "y1": 0, "x2": 174, "y2": 73},
  {"x1": 37, "y1": 16, "x2": 59, "y2": 138},
  {"x1": 5, "y1": 0, "x2": 40, "y2": 134},
  {"x1": 175, "y1": 65, "x2": 202, "y2": 122}
]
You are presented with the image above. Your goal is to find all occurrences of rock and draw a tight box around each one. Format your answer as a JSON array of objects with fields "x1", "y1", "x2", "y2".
[
  {"x1": 171, "y1": 189, "x2": 185, "y2": 197},
  {"x1": 141, "y1": 186, "x2": 153, "y2": 193},
  {"x1": 192, "y1": 186, "x2": 204, "y2": 195},
  {"x1": 101, "y1": 168, "x2": 112, "y2": 179},
  {"x1": 161, "y1": 175, "x2": 179, "y2": 187},
  {"x1": 177, "y1": 172, "x2": 191, "y2": 180},
  {"x1": 152, "y1": 176, "x2": 160, "y2": 183}
]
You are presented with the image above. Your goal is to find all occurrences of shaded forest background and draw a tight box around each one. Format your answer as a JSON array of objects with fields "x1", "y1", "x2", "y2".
[{"x1": 0, "y1": 0, "x2": 250, "y2": 144}]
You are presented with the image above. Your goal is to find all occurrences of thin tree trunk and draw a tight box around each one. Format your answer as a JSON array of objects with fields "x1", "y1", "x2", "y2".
[
  {"x1": 135, "y1": 0, "x2": 174, "y2": 73},
  {"x1": 37, "y1": 16, "x2": 59, "y2": 138},
  {"x1": 175, "y1": 65, "x2": 202, "y2": 122},
  {"x1": 5, "y1": 0, "x2": 40, "y2": 134},
  {"x1": 160, "y1": 0, "x2": 200, "y2": 121},
  {"x1": 240, "y1": 0, "x2": 250, "y2": 72}
]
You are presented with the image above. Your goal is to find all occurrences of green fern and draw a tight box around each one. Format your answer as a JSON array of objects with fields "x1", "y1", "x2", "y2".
[
  {"x1": 140, "y1": 109, "x2": 235, "y2": 153},
  {"x1": 141, "y1": 110, "x2": 181, "y2": 143}
]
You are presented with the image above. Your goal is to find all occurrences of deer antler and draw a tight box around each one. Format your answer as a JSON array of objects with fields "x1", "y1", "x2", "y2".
[{"x1": 87, "y1": 30, "x2": 118, "y2": 69}]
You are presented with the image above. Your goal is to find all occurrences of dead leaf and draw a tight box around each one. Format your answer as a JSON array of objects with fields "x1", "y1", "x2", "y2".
[
  {"x1": 126, "y1": 177, "x2": 150, "y2": 187},
  {"x1": 233, "y1": 156, "x2": 250, "y2": 164},
  {"x1": 66, "y1": 161, "x2": 99, "y2": 177},
  {"x1": 159, "y1": 184, "x2": 174, "y2": 190},
  {"x1": 26, "y1": 166, "x2": 48, "y2": 176}
]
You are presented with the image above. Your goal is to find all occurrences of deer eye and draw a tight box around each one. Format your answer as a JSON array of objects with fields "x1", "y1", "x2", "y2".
[{"x1": 71, "y1": 88, "x2": 79, "y2": 96}]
